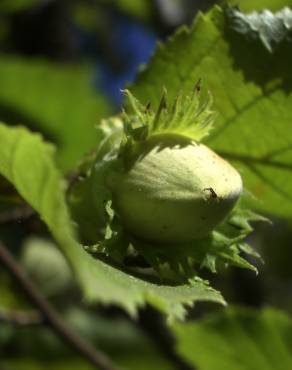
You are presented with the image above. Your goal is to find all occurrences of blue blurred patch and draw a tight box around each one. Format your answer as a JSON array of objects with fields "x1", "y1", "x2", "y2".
[{"x1": 97, "y1": 15, "x2": 157, "y2": 107}]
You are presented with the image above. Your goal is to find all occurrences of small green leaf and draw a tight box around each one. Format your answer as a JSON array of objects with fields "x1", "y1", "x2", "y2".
[
  {"x1": 173, "y1": 307, "x2": 292, "y2": 370},
  {"x1": 0, "y1": 123, "x2": 225, "y2": 320}
]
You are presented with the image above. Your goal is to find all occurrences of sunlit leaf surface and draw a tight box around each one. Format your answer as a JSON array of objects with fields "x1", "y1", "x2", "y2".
[{"x1": 130, "y1": 6, "x2": 292, "y2": 218}]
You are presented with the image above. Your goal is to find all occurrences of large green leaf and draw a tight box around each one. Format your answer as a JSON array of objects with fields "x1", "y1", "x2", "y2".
[
  {"x1": 0, "y1": 56, "x2": 111, "y2": 172},
  {"x1": 0, "y1": 123, "x2": 225, "y2": 320},
  {"x1": 173, "y1": 307, "x2": 292, "y2": 370},
  {"x1": 130, "y1": 6, "x2": 292, "y2": 218}
]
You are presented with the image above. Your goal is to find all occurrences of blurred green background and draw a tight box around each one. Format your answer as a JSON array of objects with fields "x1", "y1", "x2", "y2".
[{"x1": 1, "y1": 1, "x2": 292, "y2": 370}]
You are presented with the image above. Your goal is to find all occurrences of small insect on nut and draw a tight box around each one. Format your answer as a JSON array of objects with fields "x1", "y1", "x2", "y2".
[{"x1": 203, "y1": 187, "x2": 218, "y2": 201}]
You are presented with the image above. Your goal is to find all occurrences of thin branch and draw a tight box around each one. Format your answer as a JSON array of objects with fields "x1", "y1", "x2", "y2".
[
  {"x1": 0, "y1": 241, "x2": 121, "y2": 370},
  {"x1": 0, "y1": 308, "x2": 43, "y2": 326}
]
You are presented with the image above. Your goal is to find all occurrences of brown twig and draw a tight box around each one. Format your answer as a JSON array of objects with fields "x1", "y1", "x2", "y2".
[{"x1": 0, "y1": 242, "x2": 122, "y2": 370}]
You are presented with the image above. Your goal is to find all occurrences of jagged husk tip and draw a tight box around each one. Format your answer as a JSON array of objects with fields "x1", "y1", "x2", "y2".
[{"x1": 122, "y1": 84, "x2": 214, "y2": 145}]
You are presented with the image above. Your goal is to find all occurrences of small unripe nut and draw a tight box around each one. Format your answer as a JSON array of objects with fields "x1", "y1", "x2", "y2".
[{"x1": 107, "y1": 135, "x2": 242, "y2": 244}]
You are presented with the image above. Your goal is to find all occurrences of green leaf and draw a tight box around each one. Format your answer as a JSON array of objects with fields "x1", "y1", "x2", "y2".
[
  {"x1": 130, "y1": 6, "x2": 292, "y2": 218},
  {"x1": 0, "y1": 123, "x2": 225, "y2": 320},
  {"x1": 173, "y1": 307, "x2": 292, "y2": 370},
  {"x1": 0, "y1": 56, "x2": 111, "y2": 172}
]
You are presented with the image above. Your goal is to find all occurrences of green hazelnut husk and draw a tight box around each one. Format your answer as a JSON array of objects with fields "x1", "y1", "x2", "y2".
[{"x1": 107, "y1": 134, "x2": 242, "y2": 244}]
